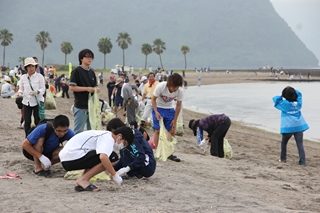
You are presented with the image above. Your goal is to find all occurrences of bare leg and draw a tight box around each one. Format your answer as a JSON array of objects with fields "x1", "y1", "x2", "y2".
[
  {"x1": 32, "y1": 138, "x2": 45, "y2": 172},
  {"x1": 51, "y1": 146, "x2": 63, "y2": 165},
  {"x1": 154, "y1": 129, "x2": 160, "y2": 148}
]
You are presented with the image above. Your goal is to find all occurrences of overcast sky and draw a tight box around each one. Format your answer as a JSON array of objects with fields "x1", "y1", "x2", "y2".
[{"x1": 270, "y1": 0, "x2": 320, "y2": 65}]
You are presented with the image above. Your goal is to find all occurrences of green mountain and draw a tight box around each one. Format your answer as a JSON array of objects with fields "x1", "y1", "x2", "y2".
[{"x1": 0, "y1": 0, "x2": 318, "y2": 69}]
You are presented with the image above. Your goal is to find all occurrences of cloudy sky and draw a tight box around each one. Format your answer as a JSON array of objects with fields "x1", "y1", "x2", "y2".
[{"x1": 270, "y1": 0, "x2": 320, "y2": 65}]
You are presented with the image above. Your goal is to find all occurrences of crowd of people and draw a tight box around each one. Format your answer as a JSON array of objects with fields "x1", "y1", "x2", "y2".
[{"x1": 1, "y1": 48, "x2": 308, "y2": 193}]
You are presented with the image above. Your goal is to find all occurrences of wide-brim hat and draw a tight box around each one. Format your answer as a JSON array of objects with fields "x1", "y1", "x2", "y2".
[
  {"x1": 23, "y1": 57, "x2": 38, "y2": 69},
  {"x1": 115, "y1": 77, "x2": 124, "y2": 85}
]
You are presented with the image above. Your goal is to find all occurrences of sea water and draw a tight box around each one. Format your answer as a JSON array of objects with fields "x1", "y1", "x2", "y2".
[{"x1": 183, "y1": 82, "x2": 320, "y2": 142}]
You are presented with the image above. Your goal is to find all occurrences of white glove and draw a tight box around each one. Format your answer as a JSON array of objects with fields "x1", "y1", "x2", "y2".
[
  {"x1": 29, "y1": 91, "x2": 38, "y2": 96},
  {"x1": 111, "y1": 95, "x2": 114, "y2": 100},
  {"x1": 112, "y1": 173, "x2": 123, "y2": 186},
  {"x1": 18, "y1": 92, "x2": 23, "y2": 96},
  {"x1": 117, "y1": 166, "x2": 130, "y2": 176},
  {"x1": 199, "y1": 139, "x2": 208, "y2": 149},
  {"x1": 39, "y1": 155, "x2": 52, "y2": 169}
]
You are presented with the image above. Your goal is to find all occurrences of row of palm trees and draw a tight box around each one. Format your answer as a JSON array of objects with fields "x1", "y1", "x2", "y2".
[{"x1": 1, "y1": 29, "x2": 191, "y2": 69}]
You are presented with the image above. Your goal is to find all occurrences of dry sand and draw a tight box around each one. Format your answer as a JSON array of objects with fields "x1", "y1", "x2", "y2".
[{"x1": 1, "y1": 71, "x2": 320, "y2": 213}]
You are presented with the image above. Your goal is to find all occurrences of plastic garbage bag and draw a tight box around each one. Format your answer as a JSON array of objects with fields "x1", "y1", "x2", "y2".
[
  {"x1": 44, "y1": 89, "x2": 57, "y2": 110},
  {"x1": 64, "y1": 170, "x2": 110, "y2": 182},
  {"x1": 223, "y1": 139, "x2": 233, "y2": 159},
  {"x1": 155, "y1": 119, "x2": 177, "y2": 161},
  {"x1": 88, "y1": 90, "x2": 102, "y2": 130}
]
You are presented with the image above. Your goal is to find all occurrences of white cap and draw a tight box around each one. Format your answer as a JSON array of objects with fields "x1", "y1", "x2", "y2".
[{"x1": 141, "y1": 76, "x2": 148, "y2": 81}]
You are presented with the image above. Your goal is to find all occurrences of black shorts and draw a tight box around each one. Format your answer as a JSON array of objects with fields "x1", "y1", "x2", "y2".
[
  {"x1": 15, "y1": 96, "x2": 23, "y2": 109},
  {"x1": 23, "y1": 149, "x2": 54, "y2": 161},
  {"x1": 61, "y1": 151, "x2": 118, "y2": 171}
]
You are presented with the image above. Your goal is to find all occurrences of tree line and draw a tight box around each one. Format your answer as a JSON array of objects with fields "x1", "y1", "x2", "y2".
[{"x1": 0, "y1": 29, "x2": 190, "y2": 70}]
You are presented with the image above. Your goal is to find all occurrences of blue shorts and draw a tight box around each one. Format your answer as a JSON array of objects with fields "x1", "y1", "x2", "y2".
[
  {"x1": 152, "y1": 108, "x2": 175, "y2": 131},
  {"x1": 114, "y1": 95, "x2": 123, "y2": 107}
]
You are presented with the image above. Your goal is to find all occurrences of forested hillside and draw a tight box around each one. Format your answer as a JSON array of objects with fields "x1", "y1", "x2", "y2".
[{"x1": 0, "y1": 0, "x2": 318, "y2": 69}]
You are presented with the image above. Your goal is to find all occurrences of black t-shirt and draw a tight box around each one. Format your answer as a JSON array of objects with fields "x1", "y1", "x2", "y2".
[
  {"x1": 106, "y1": 81, "x2": 115, "y2": 96},
  {"x1": 69, "y1": 66, "x2": 97, "y2": 109}
]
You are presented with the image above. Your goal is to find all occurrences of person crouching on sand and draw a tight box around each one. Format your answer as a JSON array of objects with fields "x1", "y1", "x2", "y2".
[{"x1": 189, "y1": 114, "x2": 231, "y2": 158}]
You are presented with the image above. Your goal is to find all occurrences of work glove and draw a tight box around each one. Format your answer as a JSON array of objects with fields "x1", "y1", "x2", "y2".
[
  {"x1": 18, "y1": 92, "x2": 23, "y2": 96},
  {"x1": 39, "y1": 155, "x2": 52, "y2": 169},
  {"x1": 29, "y1": 91, "x2": 38, "y2": 96},
  {"x1": 111, "y1": 95, "x2": 114, "y2": 100},
  {"x1": 117, "y1": 166, "x2": 130, "y2": 176},
  {"x1": 112, "y1": 173, "x2": 123, "y2": 186}
]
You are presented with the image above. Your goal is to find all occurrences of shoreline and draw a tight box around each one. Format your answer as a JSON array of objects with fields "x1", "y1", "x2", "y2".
[{"x1": 1, "y1": 71, "x2": 320, "y2": 212}]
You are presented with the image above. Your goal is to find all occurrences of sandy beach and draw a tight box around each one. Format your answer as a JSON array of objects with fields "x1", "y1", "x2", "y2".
[{"x1": 1, "y1": 70, "x2": 320, "y2": 213}]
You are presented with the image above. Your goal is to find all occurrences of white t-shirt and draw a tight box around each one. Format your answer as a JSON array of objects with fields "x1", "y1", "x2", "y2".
[
  {"x1": 59, "y1": 130, "x2": 114, "y2": 162},
  {"x1": 153, "y1": 82, "x2": 184, "y2": 108}
]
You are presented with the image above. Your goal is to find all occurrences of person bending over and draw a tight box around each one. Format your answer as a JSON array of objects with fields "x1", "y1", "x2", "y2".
[
  {"x1": 107, "y1": 118, "x2": 156, "y2": 179},
  {"x1": 59, "y1": 129, "x2": 125, "y2": 192}
]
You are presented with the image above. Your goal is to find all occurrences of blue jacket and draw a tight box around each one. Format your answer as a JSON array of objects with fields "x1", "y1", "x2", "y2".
[
  {"x1": 114, "y1": 129, "x2": 156, "y2": 178},
  {"x1": 273, "y1": 90, "x2": 309, "y2": 134}
]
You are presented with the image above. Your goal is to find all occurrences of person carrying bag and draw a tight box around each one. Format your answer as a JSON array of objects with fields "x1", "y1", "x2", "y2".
[{"x1": 18, "y1": 57, "x2": 46, "y2": 137}]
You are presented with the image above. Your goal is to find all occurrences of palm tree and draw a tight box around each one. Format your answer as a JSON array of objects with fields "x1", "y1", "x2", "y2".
[
  {"x1": 0, "y1": 29, "x2": 13, "y2": 66},
  {"x1": 141, "y1": 43, "x2": 152, "y2": 70},
  {"x1": 18, "y1": 57, "x2": 26, "y2": 65},
  {"x1": 60, "y1": 42, "x2": 73, "y2": 65},
  {"x1": 152, "y1": 38, "x2": 166, "y2": 69},
  {"x1": 97, "y1": 37, "x2": 113, "y2": 69},
  {"x1": 116, "y1": 32, "x2": 132, "y2": 66},
  {"x1": 181, "y1": 45, "x2": 190, "y2": 70},
  {"x1": 35, "y1": 31, "x2": 52, "y2": 67}
]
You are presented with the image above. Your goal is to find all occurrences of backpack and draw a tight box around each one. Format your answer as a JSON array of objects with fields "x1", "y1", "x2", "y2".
[{"x1": 27, "y1": 119, "x2": 65, "y2": 144}]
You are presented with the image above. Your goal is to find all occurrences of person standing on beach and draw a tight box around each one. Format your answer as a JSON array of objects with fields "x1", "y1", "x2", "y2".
[
  {"x1": 197, "y1": 76, "x2": 201, "y2": 87},
  {"x1": 273, "y1": 86, "x2": 309, "y2": 166},
  {"x1": 151, "y1": 73, "x2": 184, "y2": 162},
  {"x1": 188, "y1": 114, "x2": 231, "y2": 158},
  {"x1": 114, "y1": 77, "x2": 136, "y2": 124},
  {"x1": 106, "y1": 76, "x2": 116, "y2": 107},
  {"x1": 69, "y1": 49, "x2": 100, "y2": 134},
  {"x1": 18, "y1": 57, "x2": 46, "y2": 137},
  {"x1": 140, "y1": 72, "x2": 159, "y2": 127}
]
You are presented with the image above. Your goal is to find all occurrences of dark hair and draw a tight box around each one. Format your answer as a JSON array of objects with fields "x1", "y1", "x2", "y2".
[
  {"x1": 147, "y1": 72, "x2": 155, "y2": 78},
  {"x1": 167, "y1": 73, "x2": 183, "y2": 87},
  {"x1": 282, "y1": 87, "x2": 297, "y2": 102},
  {"x1": 78, "y1": 49, "x2": 94, "y2": 65},
  {"x1": 189, "y1": 119, "x2": 200, "y2": 136},
  {"x1": 32, "y1": 56, "x2": 38, "y2": 60},
  {"x1": 52, "y1": 115, "x2": 70, "y2": 128},
  {"x1": 113, "y1": 126, "x2": 134, "y2": 145},
  {"x1": 106, "y1": 118, "x2": 125, "y2": 131},
  {"x1": 25, "y1": 64, "x2": 38, "y2": 70}
]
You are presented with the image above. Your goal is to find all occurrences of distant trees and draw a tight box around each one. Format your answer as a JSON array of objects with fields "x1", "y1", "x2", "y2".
[
  {"x1": 181, "y1": 45, "x2": 190, "y2": 70},
  {"x1": 97, "y1": 37, "x2": 113, "y2": 69},
  {"x1": 141, "y1": 43, "x2": 152, "y2": 70},
  {"x1": 60, "y1": 41, "x2": 73, "y2": 65},
  {"x1": 116, "y1": 32, "x2": 132, "y2": 66},
  {"x1": 35, "y1": 31, "x2": 52, "y2": 67},
  {"x1": 18, "y1": 57, "x2": 26, "y2": 65},
  {"x1": 0, "y1": 29, "x2": 13, "y2": 66},
  {"x1": 152, "y1": 38, "x2": 166, "y2": 69}
]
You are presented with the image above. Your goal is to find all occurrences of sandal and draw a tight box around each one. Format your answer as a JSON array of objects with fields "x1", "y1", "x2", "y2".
[
  {"x1": 74, "y1": 184, "x2": 100, "y2": 192},
  {"x1": 168, "y1": 154, "x2": 181, "y2": 162}
]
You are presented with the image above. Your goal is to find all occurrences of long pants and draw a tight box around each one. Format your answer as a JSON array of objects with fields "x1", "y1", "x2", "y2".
[
  {"x1": 141, "y1": 99, "x2": 152, "y2": 122},
  {"x1": 280, "y1": 132, "x2": 305, "y2": 165},
  {"x1": 73, "y1": 107, "x2": 91, "y2": 134},
  {"x1": 210, "y1": 117, "x2": 231, "y2": 158},
  {"x1": 23, "y1": 104, "x2": 40, "y2": 137},
  {"x1": 126, "y1": 98, "x2": 136, "y2": 124},
  {"x1": 62, "y1": 88, "x2": 69, "y2": 98}
]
